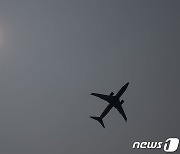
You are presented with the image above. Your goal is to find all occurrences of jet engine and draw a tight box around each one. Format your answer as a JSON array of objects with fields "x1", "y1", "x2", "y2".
[{"x1": 110, "y1": 92, "x2": 114, "y2": 96}]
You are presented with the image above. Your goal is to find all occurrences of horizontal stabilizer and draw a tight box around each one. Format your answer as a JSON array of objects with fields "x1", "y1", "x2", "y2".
[{"x1": 90, "y1": 116, "x2": 105, "y2": 128}]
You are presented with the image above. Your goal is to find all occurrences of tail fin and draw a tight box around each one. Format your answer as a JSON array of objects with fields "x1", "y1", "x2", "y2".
[{"x1": 90, "y1": 116, "x2": 105, "y2": 128}]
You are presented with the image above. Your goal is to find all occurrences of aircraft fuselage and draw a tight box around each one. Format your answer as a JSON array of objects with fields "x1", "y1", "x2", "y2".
[{"x1": 100, "y1": 96, "x2": 122, "y2": 119}]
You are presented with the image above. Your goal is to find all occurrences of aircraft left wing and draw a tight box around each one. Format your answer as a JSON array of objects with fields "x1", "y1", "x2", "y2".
[
  {"x1": 91, "y1": 93, "x2": 110, "y2": 102},
  {"x1": 117, "y1": 106, "x2": 127, "y2": 121}
]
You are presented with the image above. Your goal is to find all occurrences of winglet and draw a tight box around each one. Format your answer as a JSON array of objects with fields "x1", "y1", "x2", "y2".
[{"x1": 90, "y1": 116, "x2": 105, "y2": 128}]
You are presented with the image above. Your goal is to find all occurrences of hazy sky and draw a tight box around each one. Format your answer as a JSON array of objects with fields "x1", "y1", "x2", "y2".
[{"x1": 0, "y1": 1, "x2": 179, "y2": 154}]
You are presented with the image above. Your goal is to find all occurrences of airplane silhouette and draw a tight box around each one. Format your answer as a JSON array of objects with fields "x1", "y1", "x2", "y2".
[{"x1": 90, "y1": 82, "x2": 129, "y2": 128}]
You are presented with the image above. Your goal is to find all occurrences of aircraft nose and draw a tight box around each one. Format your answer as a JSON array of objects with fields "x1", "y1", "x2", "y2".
[{"x1": 126, "y1": 82, "x2": 129, "y2": 87}]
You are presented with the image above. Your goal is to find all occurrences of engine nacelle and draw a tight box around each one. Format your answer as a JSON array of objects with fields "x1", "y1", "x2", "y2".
[{"x1": 110, "y1": 92, "x2": 114, "y2": 96}]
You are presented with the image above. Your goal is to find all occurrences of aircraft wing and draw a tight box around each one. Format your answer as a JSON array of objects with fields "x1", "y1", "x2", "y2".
[
  {"x1": 117, "y1": 106, "x2": 127, "y2": 121},
  {"x1": 116, "y1": 82, "x2": 129, "y2": 98},
  {"x1": 91, "y1": 93, "x2": 110, "y2": 102}
]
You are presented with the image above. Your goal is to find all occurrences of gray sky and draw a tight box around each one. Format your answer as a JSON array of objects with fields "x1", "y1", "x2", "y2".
[{"x1": 0, "y1": 0, "x2": 179, "y2": 154}]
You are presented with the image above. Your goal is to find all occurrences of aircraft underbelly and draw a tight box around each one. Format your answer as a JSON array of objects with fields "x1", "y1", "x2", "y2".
[{"x1": 100, "y1": 104, "x2": 113, "y2": 119}]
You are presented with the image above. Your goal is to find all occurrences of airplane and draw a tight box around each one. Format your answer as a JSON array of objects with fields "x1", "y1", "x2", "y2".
[{"x1": 90, "y1": 82, "x2": 129, "y2": 128}]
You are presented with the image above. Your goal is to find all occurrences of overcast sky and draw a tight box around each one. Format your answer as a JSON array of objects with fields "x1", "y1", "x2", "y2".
[{"x1": 0, "y1": 1, "x2": 179, "y2": 154}]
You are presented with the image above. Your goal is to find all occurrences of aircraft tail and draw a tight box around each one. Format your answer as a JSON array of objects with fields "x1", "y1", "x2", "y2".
[{"x1": 90, "y1": 116, "x2": 105, "y2": 128}]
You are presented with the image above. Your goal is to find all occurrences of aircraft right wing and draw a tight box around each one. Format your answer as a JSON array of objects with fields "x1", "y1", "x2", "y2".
[
  {"x1": 116, "y1": 82, "x2": 129, "y2": 98},
  {"x1": 117, "y1": 106, "x2": 127, "y2": 122},
  {"x1": 91, "y1": 93, "x2": 111, "y2": 102}
]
